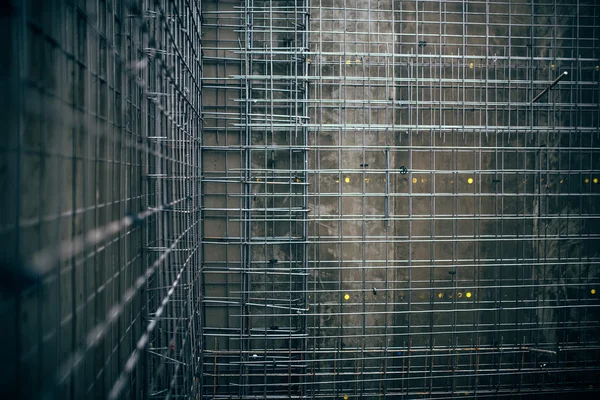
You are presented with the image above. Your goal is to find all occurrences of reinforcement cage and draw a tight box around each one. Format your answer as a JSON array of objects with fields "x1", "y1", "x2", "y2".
[
  {"x1": 2, "y1": 0, "x2": 600, "y2": 399},
  {"x1": 2, "y1": 0, "x2": 203, "y2": 398}
]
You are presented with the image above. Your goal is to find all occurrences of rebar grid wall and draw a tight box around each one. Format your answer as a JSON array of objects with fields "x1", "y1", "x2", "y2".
[
  {"x1": 308, "y1": 0, "x2": 600, "y2": 398},
  {"x1": 3, "y1": 0, "x2": 600, "y2": 399},
  {"x1": 201, "y1": 0, "x2": 310, "y2": 397},
  {"x1": 1, "y1": 0, "x2": 203, "y2": 398}
]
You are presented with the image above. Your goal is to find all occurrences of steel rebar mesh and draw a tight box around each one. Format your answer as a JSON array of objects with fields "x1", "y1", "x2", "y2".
[
  {"x1": 1, "y1": 0, "x2": 203, "y2": 398},
  {"x1": 200, "y1": 0, "x2": 310, "y2": 397},
  {"x1": 306, "y1": 0, "x2": 600, "y2": 397},
  {"x1": 2, "y1": 0, "x2": 600, "y2": 399}
]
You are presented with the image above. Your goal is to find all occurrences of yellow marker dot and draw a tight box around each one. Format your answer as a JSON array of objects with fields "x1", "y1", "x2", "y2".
[
  {"x1": 596, "y1": 66, "x2": 599, "y2": 71},
  {"x1": 364, "y1": 177, "x2": 370, "y2": 183},
  {"x1": 335, "y1": 179, "x2": 339, "y2": 183},
  {"x1": 585, "y1": 178, "x2": 590, "y2": 183},
  {"x1": 592, "y1": 289, "x2": 597, "y2": 295},
  {"x1": 355, "y1": 58, "x2": 361, "y2": 64},
  {"x1": 345, "y1": 177, "x2": 350, "y2": 183},
  {"x1": 438, "y1": 292, "x2": 444, "y2": 299},
  {"x1": 344, "y1": 396, "x2": 349, "y2": 400},
  {"x1": 346, "y1": 60, "x2": 351, "y2": 65},
  {"x1": 457, "y1": 292, "x2": 463, "y2": 298},
  {"x1": 551, "y1": 64, "x2": 556, "y2": 70},
  {"x1": 466, "y1": 292, "x2": 472, "y2": 298},
  {"x1": 469, "y1": 62, "x2": 474, "y2": 69},
  {"x1": 412, "y1": 177, "x2": 418, "y2": 184},
  {"x1": 468, "y1": 177, "x2": 474, "y2": 184},
  {"x1": 421, "y1": 178, "x2": 427, "y2": 183},
  {"x1": 594, "y1": 178, "x2": 598, "y2": 184},
  {"x1": 307, "y1": 58, "x2": 311, "y2": 64},
  {"x1": 559, "y1": 179, "x2": 564, "y2": 184},
  {"x1": 344, "y1": 294, "x2": 350, "y2": 301}
]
